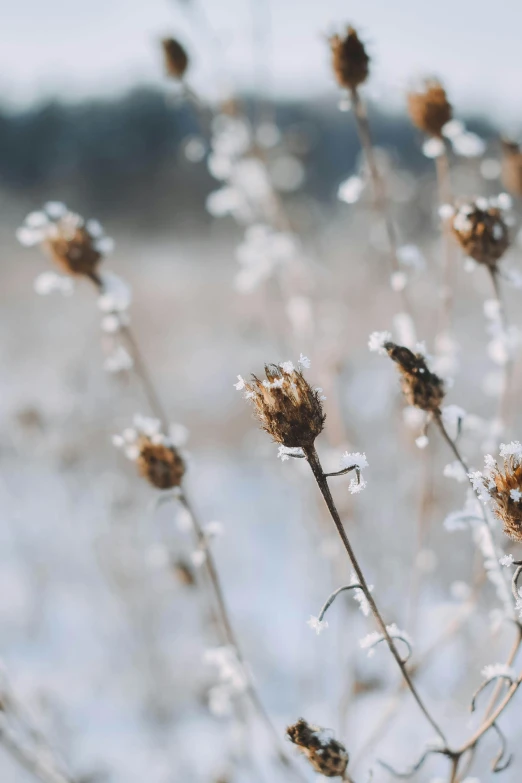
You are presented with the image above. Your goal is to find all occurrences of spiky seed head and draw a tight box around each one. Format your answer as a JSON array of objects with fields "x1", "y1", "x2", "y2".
[
  {"x1": 136, "y1": 437, "x2": 185, "y2": 490},
  {"x1": 242, "y1": 364, "x2": 325, "y2": 448},
  {"x1": 487, "y1": 454, "x2": 522, "y2": 542},
  {"x1": 286, "y1": 719, "x2": 349, "y2": 778},
  {"x1": 501, "y1": 139, "x2": 522, "y2": 198},
  {"x1": 162, "y1": 38, "x2": 189, "y2": 79},
  {"x1": 45, "y1": 221, "x2": 102, "y2": 283},
  {"x1": 329, "y1": 27, "x2": 370, "y2": 90},
  {"x1": 451, "y1": 200, "x2": 509, "y2": 267},
  {"x1": 407, "y1": 79, "x2": 452, "y2": 138},
  {"x1": 385, "y1": 342, "x2": 445, "y2": 413}
]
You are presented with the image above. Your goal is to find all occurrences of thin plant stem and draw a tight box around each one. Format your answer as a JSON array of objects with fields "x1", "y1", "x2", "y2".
[
  {"x1": 119, "y1": 323, "x2": 170, "y2": 429},
  {"x1": 435, "y1": 150, "x2": 455, "y2": 336},
  {"x1": 488, "y1": 267, "x2": 514, "y2": 432},
  {"x1": 0, "y1": 728, "x2": 74, "y2": 783},
  {"x1": 303, "y1": 444, "x2": 448, "y2": 746}
]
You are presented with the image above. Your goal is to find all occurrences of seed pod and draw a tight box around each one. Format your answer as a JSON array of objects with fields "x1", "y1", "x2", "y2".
[
  {"x1": 137, "y1": 437, "x2": 185, "y2": 490},
  {"x1": 329, "y1": 27, "x2": 370, "y2": 90},
  {"x1": 385, "y1": 342, "x2": 445, "y2": 413},
  {"x1": 451, "y1": 200, "x2": 509, "y2": 267},
  {"x1": 485, "y1": 449, "x2": 522, "y2": 542},
  {"x1": 242, "y1": 363, "x2": 325, "y2": 448},
  {"x1": 407, "y1": 79, "x2": 452, "y2": 138},
  {"x1": 162, "y1": 38, "x2": 189, "y2": 79},
  {"x1": 501, "y1": 139, "x2": 522, "y2": 198},
  {"x1": 287, "y1": 719, "x2": 349, "y2": 778}
]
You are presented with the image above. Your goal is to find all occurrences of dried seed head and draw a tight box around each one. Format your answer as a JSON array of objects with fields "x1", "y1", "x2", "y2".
[
  {"x1": 113, "y1": 415, "x2": 186, "y2": 491},
  {"x1": 17, "y1": 203, "x2": 113, "y2": 285},
  {"x1": 286, "y1": 719, "x2": 349, "y2": 778},
  {"x1": 329, "y1": 27, "x2": 370, "y2": 90},
  {"x1": 162, "y1": 38, "x2": 189, "y2": 79},
  {"x1": 451, "y1": 199, "x2": 510, "y2": 267},
  {"x1": 385, "y1": 342, "x2": 445, "y2": 412},
  {"x1": 239, "y1": 362, "x2": 325, "y2": 448},
  {"x1": 136, "y1": 437, "x2": 185, "y2": 490},
  {"x1": 172, "y1": 558, "x2": 196, "y2": 586},
  {"x1": 407, "y1": 79, "x2": 452, "y2": 138},
  {"x1": 483, "y1": 446, "x2": 522, "y2": 542},
  {"x1": 501, "y1": 139, "x2": 522, "y2": 198}
]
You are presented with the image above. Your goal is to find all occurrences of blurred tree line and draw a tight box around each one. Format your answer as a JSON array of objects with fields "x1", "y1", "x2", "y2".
[{"x1": 0, "y1": 87, "x2": 494, "y2": 228}]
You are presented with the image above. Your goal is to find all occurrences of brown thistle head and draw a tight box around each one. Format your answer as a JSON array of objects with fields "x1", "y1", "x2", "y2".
[
  {"x1": 385, "y1": 342, "x2": 445, "y2": 413},
  {"x1": 329, "y1": 27, "x2": 370, "y2": 90},
  {"x1": 162, "y1": 38, "x2": 189, "y2": 79},
  {"x1": 17, "y1": 203, "x2": 113, "y2": 285},
  {"x1": 501, "y1": 139, "x2": 522, "y2": 198},
  {"x1": 113, "y1": 415, "x2": 186, "y2": 491},
  {"x1": 407, "y1": 79, "x2": 452, "y2": 138},
  {"x1": 236, "y1": 359, "x2": 325, "y2": 448},
  {"x1": 286, "y1": 719, "x2": 349, "y2": 778},
  {"x1": 481, "y1": 443, "x2": 522, "y2": 542},
  {"x1": 136, "y1": 437, "x2": 185, "y2": 491},
  {"x1": 451, "y1": 199, "x2": 510, "y2": 267}
]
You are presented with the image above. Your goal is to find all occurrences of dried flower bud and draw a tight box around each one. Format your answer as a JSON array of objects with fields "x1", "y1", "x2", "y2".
[
  {"x1": 17, "y1": 204, "x2": 113, "y2": 285},
  {"x1": 330, "y1": 27, "x2": 370, "y2": 90},
  {"x1": 385, "y1": 342, "x2": 445, "y2": 412},
  {"x1": 162, "y1": 38, "x2": 189, "y2": 79},
  {"x1": 407, "y1": 79, "x2": 452, "y2": 138},
  {"x1": 501, "y1": 139, "x2": 522, "y2": 198},
  {"x1": 286, "y1": 719, "x2": 349, "y2": 778},
  {"x1": 484, "y1": 447, "x2": 522, "y2": 542},
  {"x1": 172, "y1": 558, "x2": 196, "y2": 586},
  {"x1": 451, "y1": 200, "x2": 509, "y2": 267},
  {"x1": 137, "y1": 437, "x2": 185, "y2": 490},
  {"x1": 240, "y1": 363, "x2": 325, "y2": 448}
]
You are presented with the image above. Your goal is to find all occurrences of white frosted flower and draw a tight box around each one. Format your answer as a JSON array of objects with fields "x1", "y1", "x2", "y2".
[
  {"x1": 349, "y1": 477, "x2": 367, "y2": 494},
  {"x1": 234, "y1": 375, "x2": 245, "y2": 391},
  {"x1": 500, "y1": 441, "x2": 522, "y2": 459},
  {"x1": 98, "y1": 272, "x2": 132, "y2": 313},
  {"x1": 422, "y1": 137, "x2": 445, "y2": 158},
  {"x1": 298, "y1": 353, "x2": 311, "y2": 369},
  {"x1": 104, "y1": 345, "x2": 133, "y2": 373},
  {"x1": 338, "y1": 175, "x2": 364, "y2": 204},
  {"x1": 280, "y1": 360, "x2": 294, "y2": 374},
  {"x1": 500, "y1": 554, "x2": 515, "y2": 567},
  {"x1": 368, "y1": 330, "x2": 392, "y2": 354},
  {"x1": 415, "y1": 435, "x2": 429, "y2": 449},
  {"x1": 481, "y1": 663, "x2": 516, "y2": 681},
  {"x1": 33, "y1": 271, "x2": 74, "y2": 296},
  {"x1": 307, "y1": 615, "x2": 329, "y2": 635}
]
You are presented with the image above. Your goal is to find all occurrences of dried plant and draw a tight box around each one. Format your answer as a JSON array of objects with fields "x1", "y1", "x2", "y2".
[
  {"x1": 329, "y1": 27, "x2": 369, "y2": 91},
  {"x1": 286, "y1": 719, "x2": 349, "y2": 779},
  {"x1": 161, "y1": 37, "x2": 189, "y2": 79},
  {"x1": 407, "y1": 79, "x2": 452, "y2": 139},
  {"x1": 501, "y1": 138, "x2": 522, "y2": 197}
]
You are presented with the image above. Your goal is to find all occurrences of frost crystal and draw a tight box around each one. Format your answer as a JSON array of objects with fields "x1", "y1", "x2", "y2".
[
  {"x1": 298, "y1": 353, "x2": 311, "y2": 369},
  {"x1": 500, "y1": 441, "x2": 522, "y2": 459},
  {"x1": 340, "y1": 452, "x2": 368, "y2": 471},
  {"x1": 443, "y1": 461, "x2": 468, "y2": 483},
  {"x1": 307, "y1": 615, "x2": 329, "y2": 635},
  {"x1": 510, "y1": 489, "x2": 522, "y2": 502},
  {"x1": 481, "y1": 663, "x2": 516, "y2": 681},
  {"x1": 500, "y1": 554, "x2": 514, "y2": 567},
  {"x1": 368, "y1": 330, "x2": 392, "y2": 354},
  {"x1": 277, "y1": 445, "x2": 304, "y2": 461}
]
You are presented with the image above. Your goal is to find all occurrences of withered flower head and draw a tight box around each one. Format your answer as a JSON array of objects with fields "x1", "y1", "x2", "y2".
[
  {"x1": 162, "y1": 38, "x2": 189, "y2": 79},
  {"x1": 479, "y1": 442, "x2": 522, "y2": 542},
  {"x1": 407, "y1": 79, "x2": 452, "y2": 138},
  {"x1": 501, "y1": 138, "x2": 522, "y2": 198},
  {"x1": 236, "y1": 357, "x2": 325, "y2": 448},
  {"x1": 385, "y1": 342, "x2": 445, "y2": 412},
  {"x1": 451, "y1": 198, "x2": 510, "y2": 267},
  {"x1": 329, "y1": 27, "x2": 370, "y2": 90},
  {"x1": 17, "y1": 202, "x2": 113, "y2": 285},
  {"x1": 286, "y1": 718, "x2": 349, "y2": 778},
  {"x1": 113, "y1": 414, "x2": 186, "y2": 491}
]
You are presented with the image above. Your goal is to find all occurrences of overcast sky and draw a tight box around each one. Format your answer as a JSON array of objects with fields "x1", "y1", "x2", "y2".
[{"x1": 1, "y1": 0, "x2": 521, "y2": 125}]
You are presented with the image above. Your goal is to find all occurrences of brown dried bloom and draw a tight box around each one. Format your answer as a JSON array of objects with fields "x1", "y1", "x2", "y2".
[
  {"x1": 451, "y1": 198, "x2": 510, "y2": 267},
  {"x1": 481, "y1": 443, "x2": 522, "y2": 542},
  {"x1": 501, "y1": 139, "x2": 522, "y2": 198},
  {"x1": 286, "y1": 719, "x2": 349, "y2": 778},
  {"x1": 329, "y1": 27, "x2": 370, "y2": 90},
  {"x1": 407, "y1": 79, "x2": 452, "y2": 138},
  {"x1": 114, "y1": 415, "x2": 186, "y2": 491},
  {"x1": 385, "y1": 342, "x2": 445, "y2": 413},
  {"x1": 162, "y1": 38, "x2": 189, "y2": 79},
  {"x1": 236, "y1": 358, "x2": 325, "y2": 448},
  {"x1": 17, "y1": 203, "x2": 113, "y2": 285}
]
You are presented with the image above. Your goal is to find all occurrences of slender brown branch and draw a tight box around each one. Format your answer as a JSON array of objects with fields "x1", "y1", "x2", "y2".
[
  {"x1": 435, "y1": 150, "x2": 455, "y2": 337},
  {"x1": 488, "y1": 267, "x2": 514, "y2": 432},
  {"x1": 303, "y1": 444, "x2": 448, "y2": 746}
]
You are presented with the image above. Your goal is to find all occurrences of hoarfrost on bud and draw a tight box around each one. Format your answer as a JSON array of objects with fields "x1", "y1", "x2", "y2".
[
  {"x1": 500, "y1": 554, "x2": 514, "y2": 567},
  {"x1": 298, "y1": 353, "x2": 311, "y2": 369},
  {"x1": 340, "y1": 451, "x2": 368, "y2": 471},
  {"x1": 481, "y1": 663, "x2": 516, "y2": 681},
  {"x1": 338, "y1": 175, "x2": 364, "y2": 204},
  {"x1": 368, "y1": 330, "x2": 392, "y2": 354},
  {"x1": 307, "y1": 615, "x2": 329, "y2": 635},
  {"x1": 349, "y1": 477, "x2": 367, "y2": 494},
  {"x1": 234, "y1": 375, "x2": 245, "y2": 390},
  {"x1": 277, "y1": 445, "x2": 304, "y2": 461},
  {"x1": 499, "y1": 441, "x2": 522, "y2": 459}
]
